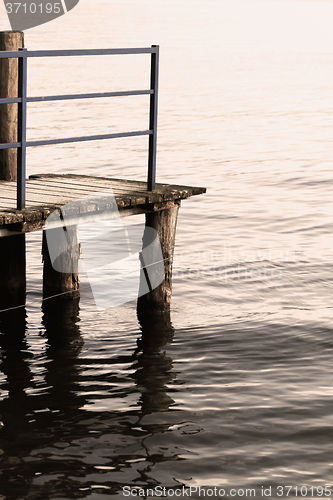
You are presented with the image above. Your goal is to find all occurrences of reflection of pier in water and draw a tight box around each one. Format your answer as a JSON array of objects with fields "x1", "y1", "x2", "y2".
[
  {"x1": 134, "y1": 311, "x2": 175, "y2": 417},
  {"x1": 0, "y1": 299, "x2": 181, "y2": 497},
  {"x1": 0, "y1": 30, "x2": 203, "y2": 498}
]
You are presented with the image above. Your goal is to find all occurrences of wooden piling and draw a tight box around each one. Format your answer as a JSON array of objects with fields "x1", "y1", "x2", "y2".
[
  {"x1": 137, "y1": 202, "x2": 180, "y2": 315},
  {"x1": 0, "y1": 32, "x2": 26, "y2": 310},
  {"x1": 0, "y1": 37, "x2": 206, "y2": 317},
  {"x1": 0, "y1": 31, "x2": 24, "y2": 181},
  {"x1": 42, "y1": 226, "x2": 80, "y2": 300},
  {"x1": 0, "y1": 233, "x2": 26, "y2": 308}
]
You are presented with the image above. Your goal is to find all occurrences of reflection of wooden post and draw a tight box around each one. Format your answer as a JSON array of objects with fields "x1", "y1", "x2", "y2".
[
  {"x1": 42, "y1": 296, "x2": 84, "y2": 412},
  {"x1": 42, "y1": 227, "x2": 80, "y2": 300},
  {"x1": 137, "y1": 202, "x2": 180, "y2": 315},
  {"x1": 42, "y1": 296, "x2": 82, "y2": 347},
  {"x1": 0, "y1": 31, "x2": 24, "y2": 180},
  {"x1": 135, "y1": 310, "x2": 175, "y2": 416}
]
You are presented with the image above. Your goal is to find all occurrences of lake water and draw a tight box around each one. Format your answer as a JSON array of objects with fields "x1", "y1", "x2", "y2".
[{"x1": 1, "y1": 0, "x2": 333, "y2": 498}]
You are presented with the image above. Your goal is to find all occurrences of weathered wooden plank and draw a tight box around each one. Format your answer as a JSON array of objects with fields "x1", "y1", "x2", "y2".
[
  {"x1": 37, "y1": 174, "x2": 206, "y2": 196},
  {"x1": 27, "y1": 180, "x2": 149, "y2": 197},
  {"x1": 28, "y1": 175, "x2": 206, "y2": 199},
  {"x1": 28, "y1": 178, "x2": 142, "y2": 192},
  {"x1": 30, "y1": 173, "x2": 149, "y2": 188},
  {"x1": 0, "y1": 174, "x2": 206, "y2": 231},
  {"x1": 0, "y1": 196, "x2": 16, "y2": 204},
  {"x1": 28, "y1": 178, "x2": 150, "y2": 196}
]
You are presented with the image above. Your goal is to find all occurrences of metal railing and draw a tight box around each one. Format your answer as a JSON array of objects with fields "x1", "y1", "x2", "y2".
[{"x1": 0, "y1": 45, "x2": 159, "y2": 210}]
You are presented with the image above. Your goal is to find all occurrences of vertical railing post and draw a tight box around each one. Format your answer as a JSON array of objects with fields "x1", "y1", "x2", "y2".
[
  {"x1": 17, "y1": 48, "x2": 27, "y2": 210},
  {"x1": 148, "y1": 45, "x2": 159, "y2": 192}
]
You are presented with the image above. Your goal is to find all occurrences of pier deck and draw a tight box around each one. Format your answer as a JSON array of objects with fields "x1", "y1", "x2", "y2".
[
  {"x1": 0, "y1": 40, "x2": 206, "y2": 311},
  {"x1": 0, "y1": 174, "x2": 206, "y2": 233}
]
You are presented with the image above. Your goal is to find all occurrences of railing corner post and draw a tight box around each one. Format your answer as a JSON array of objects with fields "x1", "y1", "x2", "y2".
[
  {"x1": 148, "y1": 44, "x2": 159, "y2": 192},
  {"x1": 17, "y1": 47, "x2": 28, "y2": 210}
]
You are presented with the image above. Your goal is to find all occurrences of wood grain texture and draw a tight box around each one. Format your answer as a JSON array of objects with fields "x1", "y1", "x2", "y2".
[
  {"x1": 42, "y1": 226, "x2": 80, "y2": 300},
  {"x1": 0, "y1": 31, "x2": 24, "y2": 181},
  {"x1": 137, "y1": 203, "x2": 180, "y2": 314},
  {"x1": 0, "y1": 174, "x2": 206, "y2": 231}
]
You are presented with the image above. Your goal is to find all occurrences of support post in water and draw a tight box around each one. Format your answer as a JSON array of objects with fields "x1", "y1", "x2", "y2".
[
  {"x1": 0, "y1": 233, "x2": 26, "y2": 308},
  {"x1": 0, "y1": 30, "x2": 24, "y2": 181},
  {"x1": 0, "y1": 31, "x2": 26, "y2": 310},
  {"x1": 42, "y1": 227, "x2": 80, "y2": 300},
  {"x1": 137, "y1": 202, "x2": 180, "y2": 316}
]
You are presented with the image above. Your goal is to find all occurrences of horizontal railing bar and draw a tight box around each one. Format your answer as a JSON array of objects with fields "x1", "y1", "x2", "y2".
[
  {"x1": 28, "y1": 89, "x2": 154, "y2": 103},
  {"x1": 27, "y1": 47, "x2": 158, "y2": 57},
  {"x1": 0, "y1": 44, "x2": 159, "y2": 200},
  {"x1": 0, "y1": 89, "x2": 154, "y2": 105},
  {"x1": 0, "y1": 97, "x2": 21, "y2": 104},
  {"x1": 0, "y1": 130, "x2": 152, "y2": 150},
  {"x1": 0, "y1": 47, "x2": 157, "y2": 59},
  {"x1": 27, "y1": 130, "x2": 152, "y2": 147},
  {"x1": 0, "y1": 50, "x2": 26, "y2": 58},
  {"x1": 0, "y1": 142, "x2": 21, "y2": 150}
]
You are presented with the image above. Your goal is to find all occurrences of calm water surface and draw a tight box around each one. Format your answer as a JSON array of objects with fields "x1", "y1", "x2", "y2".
[{"x1": 1, "y1": 0, "x2": 333, "y2": 498}]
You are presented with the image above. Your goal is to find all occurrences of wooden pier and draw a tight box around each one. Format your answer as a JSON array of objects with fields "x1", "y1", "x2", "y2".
[
  {"x1": 0, "y1": 173, "x2": 205, "y2": 313},
  {"x1": 0, "y1": 32, "x2": 206, "y2": 316},
  {"x1": 0, "y1": 174, "x2": 205, "y2": 232}
]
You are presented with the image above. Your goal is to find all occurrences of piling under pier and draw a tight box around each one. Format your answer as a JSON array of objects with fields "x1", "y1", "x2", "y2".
[{"x1": 0, "y1": 174, "x2": 205, "y2": 312}]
